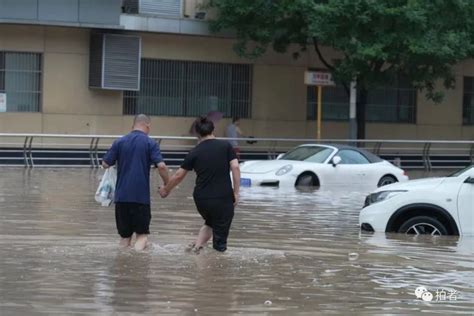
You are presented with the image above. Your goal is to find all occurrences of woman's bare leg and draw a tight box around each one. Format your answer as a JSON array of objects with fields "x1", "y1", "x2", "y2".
[{"x1": 194, "y1": 225, "x2": 212, "y2": 248}]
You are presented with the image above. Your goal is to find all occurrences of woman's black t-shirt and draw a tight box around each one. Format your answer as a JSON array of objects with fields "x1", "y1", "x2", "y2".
[{"x1": 181, "y1": 139, "x2": 237, "y2": 200}]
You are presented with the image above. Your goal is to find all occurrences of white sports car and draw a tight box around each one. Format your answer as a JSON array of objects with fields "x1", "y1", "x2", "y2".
[
  {"x1": 239, "y1": 144, "x2": 408, "y2": 188},
  {"x1": 360, "y1": 165, "x2": 474, "y2": 236}
]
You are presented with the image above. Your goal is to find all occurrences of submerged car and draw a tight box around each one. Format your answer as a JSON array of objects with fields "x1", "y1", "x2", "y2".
[
  {"x1": 239, "y1": 144, "x2": 408, "y2": 188},
  {"x1": 360, "y1": 165, "x2": 474, "y2": 236}
]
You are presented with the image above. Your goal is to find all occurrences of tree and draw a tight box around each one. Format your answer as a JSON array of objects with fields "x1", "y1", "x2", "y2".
[{"x1": 207, "y1": 0, "x2": 474, "y2": 139}]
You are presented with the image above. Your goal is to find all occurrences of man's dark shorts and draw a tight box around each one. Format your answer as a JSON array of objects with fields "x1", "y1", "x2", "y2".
[
  {"x1": 194, "y1": 197, "x2": 234, "y2": 252},
  {"x1": 115, "y1": 202, "x2": 151, "y2": 238}
]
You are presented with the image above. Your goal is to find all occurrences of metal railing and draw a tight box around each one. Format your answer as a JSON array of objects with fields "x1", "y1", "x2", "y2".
[{"x1": 0, "y1": 133, "x2": 472, "y2": 170}]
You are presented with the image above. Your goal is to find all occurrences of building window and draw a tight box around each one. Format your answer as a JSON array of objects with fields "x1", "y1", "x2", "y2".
[
  {"x1": 366, "y1": 78, "x2": 417, "y2": 123},
  {"x1": 0, "y1": 52, "x2": 42, "y2": 112},
  {"x1": 463, "y1": 77, "x2": 474, "y2": 125},
  {"x1": 124, "y1": 59, "x2": 252, "y2": 118},
  {"x1": 307, "y1": 85, "x2": 349, "y2": 121},
  {"x1": 307, "y1": 78, "x2": 417, "y2": 123}
]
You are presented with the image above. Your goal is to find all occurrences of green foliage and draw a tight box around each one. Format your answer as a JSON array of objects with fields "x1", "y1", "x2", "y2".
[{"x1": 208, "y1": 0, "x2": 474, "y2": 100}]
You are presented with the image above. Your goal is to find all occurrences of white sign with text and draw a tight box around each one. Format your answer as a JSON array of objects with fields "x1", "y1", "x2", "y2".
[{"x1": 304, "y1": 71, "x2": 336, "y2": 86}]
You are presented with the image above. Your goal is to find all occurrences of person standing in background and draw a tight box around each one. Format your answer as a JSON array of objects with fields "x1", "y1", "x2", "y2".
[{"x1": 225, "y1": 117, "x2": 244, "y2": 159}]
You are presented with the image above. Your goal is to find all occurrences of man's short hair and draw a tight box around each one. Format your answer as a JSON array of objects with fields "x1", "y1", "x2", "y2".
[
  {"x1": 133, "y1": 114, "x2": 151, "y2": 126},
  {"x1": 232, "y1": 117, "x2": 240, "y2": 123},
  {"x1": 195, "y1": 116, "x2": 214, "y2": 137}
]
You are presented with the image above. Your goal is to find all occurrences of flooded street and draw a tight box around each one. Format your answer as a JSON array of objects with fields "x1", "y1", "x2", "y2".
[{"x1": 0, "y1": 168, "x2": 473, "y2": 315}]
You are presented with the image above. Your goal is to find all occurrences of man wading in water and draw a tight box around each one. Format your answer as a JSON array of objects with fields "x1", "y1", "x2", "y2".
[
  {"x1": 160, "y1": 116, "x2": 240, "y2": 253},
  {"x1": 103, "y1": 114, "x2": 169, "y2": 251}
]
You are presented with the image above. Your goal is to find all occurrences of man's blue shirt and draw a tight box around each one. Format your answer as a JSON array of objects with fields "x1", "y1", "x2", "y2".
[{"x1": 102, "y1": 130, "x2": 163, "y2": 205}]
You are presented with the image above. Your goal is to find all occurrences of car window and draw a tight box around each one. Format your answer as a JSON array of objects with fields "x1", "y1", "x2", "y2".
[
  {"x1": 337, "y1": 150, "x2": 370, "y2": 165},
  {"x1": 448, "y1": 165, "x2": 473, "y2": 177},
  {"x1": 305, "y1": 148, "x2": 334, "y2": 163},
  {"x1": 281, "y1": 146, "x2": 334, "y2": 163}
]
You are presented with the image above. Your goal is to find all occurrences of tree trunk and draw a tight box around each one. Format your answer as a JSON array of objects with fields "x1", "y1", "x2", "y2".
[{"x1": 356, "y1": 87, "x2": 368, "y2": 140}]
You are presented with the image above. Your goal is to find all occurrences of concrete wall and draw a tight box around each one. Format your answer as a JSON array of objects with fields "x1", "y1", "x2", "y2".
[{"x1": 0, "y1": 25, "x2": 473, "y2": 140}]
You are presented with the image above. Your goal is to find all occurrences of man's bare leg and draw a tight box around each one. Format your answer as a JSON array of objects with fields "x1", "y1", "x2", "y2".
[
  {"x1": 119, "y1": 237, "x2": 132, "y2": 248},
  {"x1": 195, "y1": 225, "x2": 212, "y2": 248},
  {"x1": 134, "y1": 234, "x2": 148, "y2": 251}
]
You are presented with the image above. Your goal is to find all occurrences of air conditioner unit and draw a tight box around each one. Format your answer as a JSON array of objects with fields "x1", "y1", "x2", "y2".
[
  {"x1": 122, "y1": 0, "x2": 139, "y2": 13},
  {"x1": 123, "y1": 0, "x2": 181, "y2": 18},
  {"x1": 194, "y1": 11, "x2": 206, "y2": 20}
]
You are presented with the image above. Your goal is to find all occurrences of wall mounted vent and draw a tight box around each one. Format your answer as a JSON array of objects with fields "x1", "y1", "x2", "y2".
[{"x1": 89, "y1": 33, "x2": 141, "y2": 91}]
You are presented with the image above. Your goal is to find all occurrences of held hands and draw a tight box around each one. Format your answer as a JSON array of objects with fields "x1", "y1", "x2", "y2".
[{"x1": 159, "y1": 186, "x2": 169, "y2": 198}]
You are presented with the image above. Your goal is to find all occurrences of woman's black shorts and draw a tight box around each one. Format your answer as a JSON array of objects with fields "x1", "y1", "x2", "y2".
[{"x1": 194, "y1": 197, "x2": 234, "y2": 252}]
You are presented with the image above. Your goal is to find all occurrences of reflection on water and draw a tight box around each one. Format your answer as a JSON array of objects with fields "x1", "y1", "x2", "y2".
[{"x1": 0, "y1": 168, "x2": 472, "y2": 315}]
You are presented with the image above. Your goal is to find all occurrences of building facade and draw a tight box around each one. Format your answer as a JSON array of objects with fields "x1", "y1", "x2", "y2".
[{"x1": 0, "y1": 0, "x2": 473, "y2": 140}]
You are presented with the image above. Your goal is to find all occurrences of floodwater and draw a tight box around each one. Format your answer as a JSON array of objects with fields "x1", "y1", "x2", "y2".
[{"x1": 0, "y1": 168, "x2": 473, "y2": 315}]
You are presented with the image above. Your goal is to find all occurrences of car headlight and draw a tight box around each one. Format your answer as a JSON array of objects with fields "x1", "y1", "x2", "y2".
[
  {"x1": 364, "y1": 190, "x2": 407, "y2": 207},
  {"x1": 275, "y1": 164, "x2": 293, "y2": 176}
]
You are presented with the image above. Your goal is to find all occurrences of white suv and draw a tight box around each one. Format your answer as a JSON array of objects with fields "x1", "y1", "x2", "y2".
[{"x1": 360, "y1": 165, "x2": 474, "y2": 236}]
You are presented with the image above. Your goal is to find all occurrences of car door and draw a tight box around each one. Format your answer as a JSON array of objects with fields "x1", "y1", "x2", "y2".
[
  {"x1": 330, "y1": 149, "x2": 369, "y2": 185},
  {"x1": 457, "y1": 172, "x2": 474, "y2": 235}
]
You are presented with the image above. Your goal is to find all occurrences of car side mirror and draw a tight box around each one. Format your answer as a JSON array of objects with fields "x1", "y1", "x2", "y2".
[
  {"x1": 465, "y1": 177, "x2": 474, "y2": 184},
  {"x1": 276, "y1": 154, "x2": 284, "y2": 160},
  {"x1": 332, "y1": 156, "x2": 342, "y2": 167}
]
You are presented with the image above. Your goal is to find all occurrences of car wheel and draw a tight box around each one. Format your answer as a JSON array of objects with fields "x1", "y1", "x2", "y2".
[
  {"x1": 296, "y1": 173, "x2": 318, "y2": 187},
  {"x1": 377, "y1": 175, "x2": 397, "y2": 187},
  {"x1": 398, "y1": 216, "x2": 448, "y2": 236}
]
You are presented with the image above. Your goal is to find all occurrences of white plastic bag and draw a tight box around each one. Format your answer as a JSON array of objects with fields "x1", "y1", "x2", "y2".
[{"x1": 95, "y1": 168, "x2": 117, "y2": 207}]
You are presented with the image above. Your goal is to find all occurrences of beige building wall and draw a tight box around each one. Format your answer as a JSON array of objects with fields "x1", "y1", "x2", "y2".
[{"x1": 0, "y1": 24, "x2": 473, "y2": 141}]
